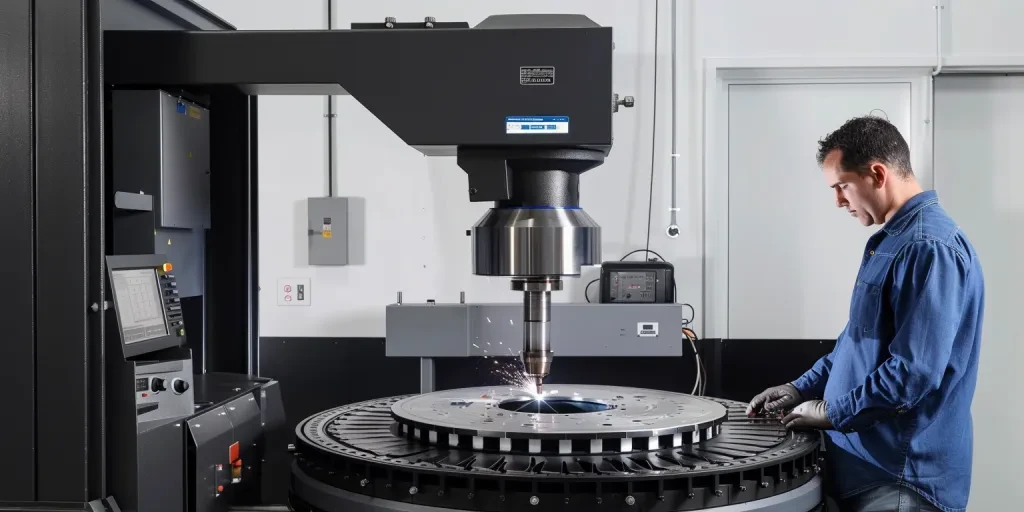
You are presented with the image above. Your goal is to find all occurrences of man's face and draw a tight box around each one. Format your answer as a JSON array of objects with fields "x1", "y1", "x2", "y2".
[{"x1": 821, "y1": 149, "x2": 883, "y2": 226}]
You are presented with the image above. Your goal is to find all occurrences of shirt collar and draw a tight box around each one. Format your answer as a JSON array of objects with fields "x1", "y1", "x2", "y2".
[{"x1": 883, "y1": 190, "x2": 939, "y2": 235}]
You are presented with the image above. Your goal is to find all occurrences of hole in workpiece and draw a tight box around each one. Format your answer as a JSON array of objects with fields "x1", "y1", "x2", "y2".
[{"x1": 497, "y1": 397, "x2": 613, "y2": 414}]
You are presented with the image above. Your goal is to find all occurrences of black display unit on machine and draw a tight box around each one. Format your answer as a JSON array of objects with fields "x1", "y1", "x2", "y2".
[
  {"x1": 599, "y1": 260, "x2": 675, "y2": 303},
  {"x1": 109, "y1": 255, "x2": 187, "y2": 357}
]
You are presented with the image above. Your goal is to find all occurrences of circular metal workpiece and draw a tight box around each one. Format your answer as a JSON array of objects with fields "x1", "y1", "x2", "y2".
[
  {"x1": 390, "y1": 386, "x2": 727, "y2": 450},
  {"x1": 472, "y1": 207, "x2": 600, "y2": 277},
  {"x1": 291, "y1": 388, "x2": 823, "y2": 511}
]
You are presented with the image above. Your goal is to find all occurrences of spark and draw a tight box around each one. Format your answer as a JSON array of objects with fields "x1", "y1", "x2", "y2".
[{"x1": 487, "y1": 358, "x2": 539, "y2": 395}]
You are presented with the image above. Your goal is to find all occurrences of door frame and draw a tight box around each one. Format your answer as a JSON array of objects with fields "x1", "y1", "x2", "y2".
[{"x1": 701, "y1": 57, "x2": 936, "y2": 339}]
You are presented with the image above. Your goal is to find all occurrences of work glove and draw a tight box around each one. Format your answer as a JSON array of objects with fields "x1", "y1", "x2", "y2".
[
  {"x1": 782, "y1": 400, "x2": 833, "y2": 430},
  {"x1": 746, "y1": 383, "x2": 802, "y2": 417}
]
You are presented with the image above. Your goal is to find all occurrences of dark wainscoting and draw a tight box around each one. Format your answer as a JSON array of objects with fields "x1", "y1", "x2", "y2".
[
  {"x1": 706, "y1": 339, "x2": 838, "y2": 402},
  {"x1": 258, "y1": 337, "x2": 421, "y2": 433}
]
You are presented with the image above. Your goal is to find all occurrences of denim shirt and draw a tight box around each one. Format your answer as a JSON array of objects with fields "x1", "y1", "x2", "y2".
[{"x1": 791, "y1": 190, "x2": 984, "y2": 512}]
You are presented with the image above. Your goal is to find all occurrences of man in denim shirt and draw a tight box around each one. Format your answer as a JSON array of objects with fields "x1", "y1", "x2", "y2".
[{"x1": 746, "y1": 116, "x2": 984, "y2": 512}]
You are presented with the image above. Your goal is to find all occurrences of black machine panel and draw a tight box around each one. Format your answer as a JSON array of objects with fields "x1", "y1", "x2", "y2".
[
  {"x1": 103, "y1": 16, "x2": 613, "y2": 152},
  {"x1": 103, "y1": 15, "x2": 619, "y2": 205},
  {"x1": 600, "y1": 260, "x2": 675, "y2": 303}
]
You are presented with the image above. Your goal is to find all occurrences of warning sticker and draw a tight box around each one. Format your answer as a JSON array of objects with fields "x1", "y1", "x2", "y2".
[
  {"x1": 322, "y1": 217, "x2": 333, "y2": 238},
  {"x1": 520, "y1": 66, "x2": 555, "y2": 85}
]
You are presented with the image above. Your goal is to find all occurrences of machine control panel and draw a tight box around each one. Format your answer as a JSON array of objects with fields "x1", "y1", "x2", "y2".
[
  {"x1": 135, "y1": 359, "x2": 195, "y2": 423},
  {"x1": 599, "y1": 261, "x2": 675, "y2": 304},
  {"x1": 160, "y1": 272, "x2": 186, "y2": 336},
  {"x1": 107, "y1": 255, "x2": 188, "y2": 358}
]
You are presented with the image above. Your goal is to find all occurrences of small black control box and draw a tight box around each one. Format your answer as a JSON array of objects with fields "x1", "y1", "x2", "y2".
[{"x1": 599, "y1": 260, "x2": 675, "y2": 304}]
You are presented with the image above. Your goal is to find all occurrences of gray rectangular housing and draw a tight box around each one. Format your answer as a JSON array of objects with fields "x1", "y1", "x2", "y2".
[
  {"x1": 112, "y1": 89, "x2": 210, "y2": 230},
  {"x1": 307, "y1": 197, "x2": 364, "y2": 265},
  {"x1": 386, "y1": 303, "x2": 684, "y2": 358}
]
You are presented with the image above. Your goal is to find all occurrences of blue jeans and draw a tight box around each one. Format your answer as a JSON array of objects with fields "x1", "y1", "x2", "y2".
[{"x1": 837, "y1": 485, "x2": 942, "y2": 512}]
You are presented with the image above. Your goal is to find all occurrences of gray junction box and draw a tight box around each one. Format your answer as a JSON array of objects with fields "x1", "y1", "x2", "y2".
[{"x1": 307, "y1": 197, "x2": 365, "y2": 266}]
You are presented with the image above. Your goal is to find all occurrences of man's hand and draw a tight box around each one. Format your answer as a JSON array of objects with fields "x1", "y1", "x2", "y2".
[
  {"x1": 746, "y1": 383, "x2": 802, "y2": 417},
  {"x1": 782, "y1": 400, "x2": 833, "y2": 429}
]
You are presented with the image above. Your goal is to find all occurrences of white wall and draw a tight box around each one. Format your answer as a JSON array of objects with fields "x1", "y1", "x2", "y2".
[
  {"x1": 947, "y1": 0, "x2": 1024, "y2": 58},
  {"x1": 933, "y1": 75, "x2": 1024, "y2": 511}
]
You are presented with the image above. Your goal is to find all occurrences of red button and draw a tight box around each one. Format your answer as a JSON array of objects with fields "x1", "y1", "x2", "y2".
[{"x1": 141, "y1": 393, "x2": 148, "y2": 398}]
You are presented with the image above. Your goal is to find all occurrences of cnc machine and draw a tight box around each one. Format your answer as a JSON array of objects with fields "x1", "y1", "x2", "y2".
[
  {"x1": 103, "y1": 10, "x2": 822, "y2": 512},
  {"x1": 0, "y1": 2, "x2": 824, "y2": 511},
  {"x1": 106, "y1": 13, "x2": 623, "y2": 393}
]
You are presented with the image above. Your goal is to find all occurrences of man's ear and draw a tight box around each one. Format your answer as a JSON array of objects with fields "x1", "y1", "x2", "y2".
[{"x1": 869, "y1": 162, "x2": 887, "y2": 188}]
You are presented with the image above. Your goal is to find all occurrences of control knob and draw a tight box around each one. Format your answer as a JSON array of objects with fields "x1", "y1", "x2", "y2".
[
  {"x1": 151, "y1": 378, "x2": 166, "y2": 392},
  {"x1": 172, "y1": 378, "x2": 190, "y2": 395}
]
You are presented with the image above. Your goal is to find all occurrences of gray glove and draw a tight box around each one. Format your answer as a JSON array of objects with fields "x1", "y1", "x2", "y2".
[
  {"x1": 782, "y1": 400, "x2": 832, "y2": 429},
  {"x1": 746, "y1": 383, "x2": 802, "y2": 417}
]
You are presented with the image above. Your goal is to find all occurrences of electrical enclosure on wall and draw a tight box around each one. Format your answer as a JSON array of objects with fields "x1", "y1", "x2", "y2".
[{"x1": 307, "y1": 197, "x2": 365, "y2": 266}]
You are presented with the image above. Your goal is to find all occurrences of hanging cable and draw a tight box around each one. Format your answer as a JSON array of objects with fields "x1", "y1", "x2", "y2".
[
  {"x1": 326, "y1": 0, "x2": 335, "y2": 196},
  {"x1": 683, "y1": 327, "x2": 705, "y2": 396},
  {"x1": 932, "y1": 0, "x2": 944, "y2": 76},
  {"x1": 667, "y1": 0, "x2": 680, "y2": 238},
  {"x1": 645, "y1": 0, "x2": 660, "y2": 255}
]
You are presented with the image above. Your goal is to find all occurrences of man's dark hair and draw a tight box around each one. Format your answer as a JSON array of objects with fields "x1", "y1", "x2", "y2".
[{"x1": 816, "y1": 115, "x2": 913, "y2": 178}]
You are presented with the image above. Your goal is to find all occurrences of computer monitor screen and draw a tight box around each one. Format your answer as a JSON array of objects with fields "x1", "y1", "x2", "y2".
[{"x1": 111, "y1": 268, "x2": 168, "y2": 344}]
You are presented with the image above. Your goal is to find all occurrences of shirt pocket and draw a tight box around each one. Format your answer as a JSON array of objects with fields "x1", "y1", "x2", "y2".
[{"x1": 848, "y1": 280, "x2": 881, "y2": 335}]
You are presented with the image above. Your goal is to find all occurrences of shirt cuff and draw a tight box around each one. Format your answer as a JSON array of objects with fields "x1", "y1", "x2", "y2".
[
  {"x1": 826, "y1": 393, "x2": 852, "y2": 432},
  {"x1": 790, "y1": 378, "x2": 814, "y2": 400}
]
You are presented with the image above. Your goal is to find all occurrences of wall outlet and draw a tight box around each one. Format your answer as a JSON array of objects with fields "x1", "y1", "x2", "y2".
[{"x1": 277, "y1": 278, "x2": 311, "y2": 306}]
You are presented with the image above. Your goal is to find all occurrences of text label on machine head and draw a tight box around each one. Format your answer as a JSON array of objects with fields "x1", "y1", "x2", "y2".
[
  {"x1": 506, "y1": 116, "x2": 569, "y2": 135},
  {"x1": 519, "y1": 66, "x2": 555, "y2": 85}
]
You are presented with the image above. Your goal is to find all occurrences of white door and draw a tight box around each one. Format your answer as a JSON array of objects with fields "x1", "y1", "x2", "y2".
[
  {"x1": 934, "y1": 75, "x2": 1024, "y2": 510},
  {"x1": 725, "y1": 81, "x2": 918, "y2": 339}
]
